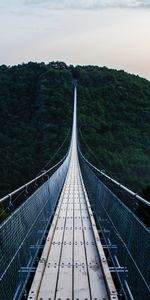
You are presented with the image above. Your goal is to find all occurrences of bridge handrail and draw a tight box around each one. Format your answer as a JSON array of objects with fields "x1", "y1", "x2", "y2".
[
  {"x1": 0, "y1": 153, "x2": 67, "y2": 205},
  {"x1": 79, "y1": 148, "x2": 150, "y2": 207}
]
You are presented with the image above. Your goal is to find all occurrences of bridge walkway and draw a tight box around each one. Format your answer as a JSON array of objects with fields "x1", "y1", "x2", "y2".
[{"x1": 27, "y1": 86, "x2": 118, "y2": 300}]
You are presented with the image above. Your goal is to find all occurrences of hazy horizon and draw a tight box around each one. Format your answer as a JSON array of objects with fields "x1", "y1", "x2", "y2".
[{"x1": 0, "y1": 0, "x2": 150, "y2": 80}]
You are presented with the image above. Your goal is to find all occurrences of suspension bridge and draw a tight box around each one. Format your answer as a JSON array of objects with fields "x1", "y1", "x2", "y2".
[{"x1": 0, "y1": 85, "x2": 149, "y2": 300}]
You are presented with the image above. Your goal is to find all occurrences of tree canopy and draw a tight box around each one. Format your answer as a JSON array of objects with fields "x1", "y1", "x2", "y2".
[{"x1": 0, "y1": 62, "x2": 149, "y2": 200}]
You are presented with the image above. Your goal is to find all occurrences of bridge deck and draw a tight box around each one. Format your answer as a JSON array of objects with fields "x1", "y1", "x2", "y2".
[
  {"x1": 27, "y1": 86, "x2": 118, "y2": 300},
  {"x1": 27, "y1": 155, "x2": 117, "y2": 300}
]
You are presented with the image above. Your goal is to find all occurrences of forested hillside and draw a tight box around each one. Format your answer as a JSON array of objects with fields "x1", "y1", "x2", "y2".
[{"x1": 0, "y1": 62, "x2": 149, "y2": 199}]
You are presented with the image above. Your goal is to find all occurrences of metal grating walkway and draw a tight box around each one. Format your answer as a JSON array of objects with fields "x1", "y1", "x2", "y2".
[{"x1": 27, "y1": 86, "x2": 118, "y2": 300}]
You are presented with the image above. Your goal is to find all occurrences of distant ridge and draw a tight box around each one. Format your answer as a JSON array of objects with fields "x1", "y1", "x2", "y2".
[{"x1": 0, "y1": 61, "x2": 149, "y2": 198}]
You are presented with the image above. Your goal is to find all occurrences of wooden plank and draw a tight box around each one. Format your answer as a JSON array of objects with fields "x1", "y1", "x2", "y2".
[
  {"x1": 73, "y1": 187, "x2": 91, "y2": 300},
  {"x1": 35, "y1": 180, "x2": 70, "y2": 299},
  {"x1": 27, "y1": 183, "x2": 67, "y2": 300},
  {"x1": 56, "y1": 197, "x2": 74, "y2": 299}
]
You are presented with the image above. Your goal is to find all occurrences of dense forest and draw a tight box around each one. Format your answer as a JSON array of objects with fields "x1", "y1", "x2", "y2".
[{"x1": 0, "y1": 61, "x2": 150, "y2": 201}]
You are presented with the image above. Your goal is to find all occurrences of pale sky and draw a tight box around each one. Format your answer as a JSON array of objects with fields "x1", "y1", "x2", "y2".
[{"x1": 0, "y1": 0, "x2": 150, "y2": 80}]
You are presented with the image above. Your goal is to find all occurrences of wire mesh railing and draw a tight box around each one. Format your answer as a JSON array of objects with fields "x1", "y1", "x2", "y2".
[
  {"x1": 0, "y1": 130, "x2": 71, "y2": 224},
  {"x1": 79, "y1": 145, "x2": 150, "y2": 225},
  {"x1": 79, "y1": 151, "x2": 150, "y2": 300},
  {"x1": 79, "y1": 129, "x2": 150, "y2": 226},
  {"x1": 0, "y1": 153, "x2": 70, "y2": 300}
]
